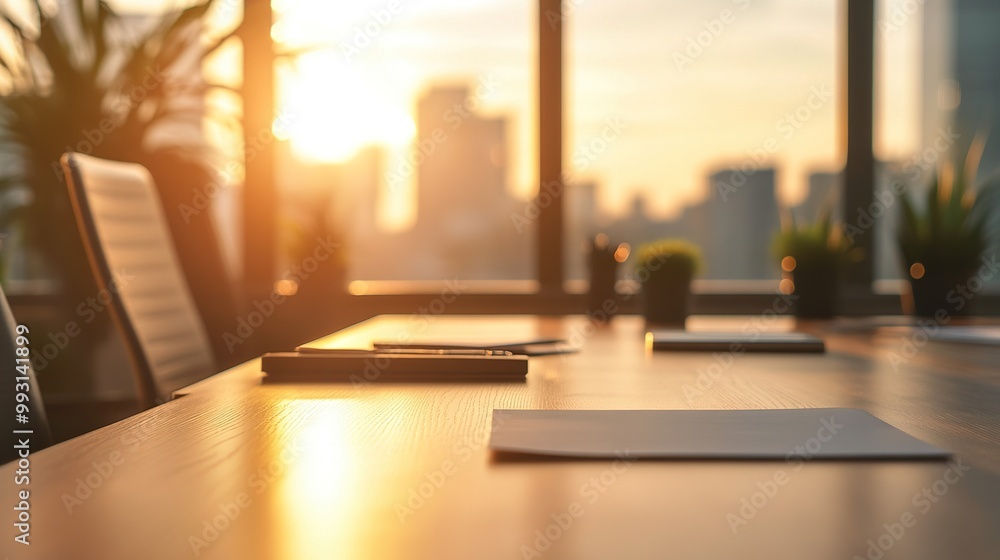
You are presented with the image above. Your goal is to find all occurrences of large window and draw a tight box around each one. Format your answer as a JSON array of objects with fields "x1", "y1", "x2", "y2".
[
  {"x1": 271, "y1": 1, "x2": 535, "y2": 283},
  {"x1": 566, "y1": 0, "x2": 838, "y2": 283},
  {"x1": 25, "y1": 1, "x2": 994, "y2": 312}
]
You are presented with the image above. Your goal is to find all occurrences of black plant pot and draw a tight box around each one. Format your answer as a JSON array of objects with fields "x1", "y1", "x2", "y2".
[
  {"x1": 789, "y1": 263, "x2": 839, "y2": 319},
  {"x1": 587, "y1": 241, "x2": 619, "y2": 322},
  {"x1": 641, "y1": 267, "x2": 692, "y2": 327},
  {"x1": 907, "y1": 268, "x2": 975, "y2": 318}
]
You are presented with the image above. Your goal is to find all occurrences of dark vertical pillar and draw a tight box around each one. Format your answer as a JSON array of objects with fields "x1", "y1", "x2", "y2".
[
  {"x1": 843, "y1": 0, "x2": 875, "y2": 289},
  {"x1": 240, "y1": 0, "x2": 277, "y2": 296},
  {"x1": 538, "y1": 0, "x2": 564, "y2": 291}
]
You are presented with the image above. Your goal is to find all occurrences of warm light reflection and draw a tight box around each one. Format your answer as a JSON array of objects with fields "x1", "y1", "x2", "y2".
[
  {"x1": 614, "y1": 243, "x2": 631, "y2": 263},
  {"x1": 781, "y1": 256, "x2": 797, "y2": 272},
  {"x1": 909, "y1": 262, "x2": 926, "y2": 280},
  {"x1": 779, "y1": 278, "x2": 795, "y2": 295},
  {"x1": 348, "y1": 280, "x2": 369, "y2": 295},
  {"x1": 278, "y1": 401, "x2": 360, "y2": 558},
  {"x1": 274, "y1": 279, "x2": 299, "y2": 296}
]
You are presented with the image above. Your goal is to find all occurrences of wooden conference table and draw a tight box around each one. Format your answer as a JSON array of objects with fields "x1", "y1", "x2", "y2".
[{"x1": 4, "y1": 315, "x2": 1000, "y2": 559}]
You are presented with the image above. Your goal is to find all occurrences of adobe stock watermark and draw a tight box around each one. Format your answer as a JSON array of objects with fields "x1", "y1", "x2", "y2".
[
  {"x1": 878, "y1": 0, "x2": 926, "y2": 37},
  {"x1": 673, "y1": 0, "x2": 751, "y2": 72},
  {"x1": 386, "y1": 75, "x2": 499, "y2": 192},
  {"x1": 178, "y1": 108, "x2": 296, "y2": 224},
  {"x1": 542, "y1": 0, "x2": 589, "y2": 30},
  {"x1": 188, "y1": 439, "x2": 305, "y2": 556},
  {"x1": 348, "y1": 278, "x2": 468, "y2": 388},
  {"x1": 340, "y1": 1, "x2": 403, "y2": 62},
  {"x1": 716, "y1": 85, "x2": 833, "y2": 202},
  {"x1": 510, "y1": 116, "x2": 626, "y2": 233},
  {"x1": 395, "y1": 409, "x2": 509, "y2": 523},
  {"x1": 31, "y1": 268, "x2": 134, "y2": 372},
  {"x1": 852, "y1": 459, "x2": 969, "y2": 560},
  {"x1": 222, "y1": 234, "x2": 340, "y2": 354},
  {"x1": 50, "y1": 65, "x2": 165, "y2": 183},
  {"x1": 886, "y1": 254, "x2": 999, "y2": 371},
  {"x1": 726, "y1": 414, "x2": 843, "y2": 534},
  {"x1": 60, "y1": 412, "x2": 161, "y2": 514},
  {"x1": 843, "y1": 126, "x2": 959, "y2": 244},
  {"x1": 519, "y1": 450, "x2": 635, "y2": 559},
  {"x1": 682, "y1": 293, "x2": 797, "y2": 404}
]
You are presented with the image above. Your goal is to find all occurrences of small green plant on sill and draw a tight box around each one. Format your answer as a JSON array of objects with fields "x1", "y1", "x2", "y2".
[
  {"x1": 634, "y1": 239, "x2": 703, "y2": 276},
  {"x1": 773, "y1": 203, "x2": 851, "y2": 271}
]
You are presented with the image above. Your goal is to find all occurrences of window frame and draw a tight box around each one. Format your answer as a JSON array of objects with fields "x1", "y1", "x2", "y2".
[{"x1": 236, "y1": 0, "x2": 1000, "y2": 316}]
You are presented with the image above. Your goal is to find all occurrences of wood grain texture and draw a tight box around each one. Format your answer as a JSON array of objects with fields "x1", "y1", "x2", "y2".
[{"x1": 3, "y1": 315, "x2": 1000, "y2": 559}]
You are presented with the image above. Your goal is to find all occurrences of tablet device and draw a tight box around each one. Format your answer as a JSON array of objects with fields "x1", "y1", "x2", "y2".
[{"x1": 648, "y1": 330, "x2": 825, "y2": 352}]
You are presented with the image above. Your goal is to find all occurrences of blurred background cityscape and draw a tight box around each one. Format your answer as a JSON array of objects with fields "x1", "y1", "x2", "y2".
[
  {"x1": 262, "y1": 0, "x2": 1000, "y2": 286},
  {"x1": 6, "y1": 0, "x2": 997, "y2": 288}
]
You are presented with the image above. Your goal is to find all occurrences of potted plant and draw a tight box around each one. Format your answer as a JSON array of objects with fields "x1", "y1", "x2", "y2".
[
  {"x1": 634, "y1": 239, "x2": 702, "y2": 326},
  {"x1": 0, "y1": 1, "x2": 239, "y2": 386},
  {"x1": 898, "y1": 139, "x2": 999, "y2": 317},
  {"x1": 772, "y1": 205, "x2": 850, "y2": 318}
]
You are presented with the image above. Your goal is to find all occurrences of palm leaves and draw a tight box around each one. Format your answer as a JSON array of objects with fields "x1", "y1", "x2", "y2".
[
  {"x1": 0, "y1": 0, "x2": 236, "y2": 383},
  {"x1": 898, "y1": 134, "x2": 999, "y2": 273},
  {"x1": 0, "y1": 0, "x2": 233, "y2": 278}
]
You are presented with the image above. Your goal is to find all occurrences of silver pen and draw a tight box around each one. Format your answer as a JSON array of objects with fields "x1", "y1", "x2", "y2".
[{"x1": 294, "y1": 347, "x2": 513, "y2": 357}]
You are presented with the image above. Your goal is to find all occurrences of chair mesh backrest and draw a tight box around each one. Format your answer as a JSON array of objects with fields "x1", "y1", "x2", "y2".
[
  {"x1": 0, "y1": 282, "x2": 51, "y2": 463},
  {"x1": 63, "y1": 153, "x2": 216, "y2": 407}
]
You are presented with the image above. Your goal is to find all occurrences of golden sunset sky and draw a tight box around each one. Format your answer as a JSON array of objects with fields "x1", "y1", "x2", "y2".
[{"x1": 112, "y1": 0, "x2": 922, "y2": 226}]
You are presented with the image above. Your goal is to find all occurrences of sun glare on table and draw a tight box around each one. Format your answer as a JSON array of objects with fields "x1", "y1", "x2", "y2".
[{"x1": 278, "y1": 401, "x2": 361, "y2": 556}]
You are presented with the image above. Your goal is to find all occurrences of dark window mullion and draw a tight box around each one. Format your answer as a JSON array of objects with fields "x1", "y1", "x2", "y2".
[
  {"x1": 843, "y1": 0, "x2": 876, "y2": 292},
  {"x1": 538, "y1": 0, "x2": 565, "y2": 292}
]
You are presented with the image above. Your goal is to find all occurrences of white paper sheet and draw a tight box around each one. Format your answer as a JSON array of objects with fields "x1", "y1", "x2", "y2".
[{"x1": 489, "y1": 408, "x2": 950, "y2": 459}]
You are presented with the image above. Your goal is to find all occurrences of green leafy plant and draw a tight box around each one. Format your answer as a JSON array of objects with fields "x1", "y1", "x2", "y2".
[
  {"x1": 634, "y1": 238, "x2": 701, "y2": 325},
  {"x1": 0, "y1": 0, "x2": 238, "y2": 386},
  {"x1": 772, "y1": 203, "x2": 851, "y2": 269},
  {"x1": 898, "y1": 136, "x2": 999, "y2": 275},
  {"x1": 771, "y1": 198, "x2": 853, "y2": 318},
  {"x1": 634, "y1": 238, "x2": 703, "y2": 276}
]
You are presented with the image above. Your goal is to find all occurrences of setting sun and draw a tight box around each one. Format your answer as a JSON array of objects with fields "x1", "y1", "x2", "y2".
[{"x1": 277, "y1": 50, "x2": 415, "y2": 163}]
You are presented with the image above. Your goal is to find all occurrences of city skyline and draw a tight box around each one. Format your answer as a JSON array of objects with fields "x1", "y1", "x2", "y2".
[
  {"x1": 299, "y1": 83, "x2": 868, "y2": 282},
  {"x1": 262, "y1": 0, "x2": 923, "y2": 228},
  {"x1": 112, "y1": 0, "x2": 927, "y2": 225}
]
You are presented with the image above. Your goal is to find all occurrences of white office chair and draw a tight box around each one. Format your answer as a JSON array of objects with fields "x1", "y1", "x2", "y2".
[{"x1": 63, "y1": 153, "x2": 217, "y2": 408}]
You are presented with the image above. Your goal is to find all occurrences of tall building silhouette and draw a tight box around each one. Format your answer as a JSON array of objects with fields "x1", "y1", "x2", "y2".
[
  {"x1": 796, "y1": 171, "x2": 842, "y2": 224},
  {"x1": 407, "y1": 85, "x2": 530, "y2": 279},
  {"x1": 565, "y1": 181, "x2": 599, "y2": 280},
  {"x1": 705, "y1": 167, "x2": 780, "y2": 280},
  {"x1": 415, "y1": 86, "x2": 508, "y2": 231}
]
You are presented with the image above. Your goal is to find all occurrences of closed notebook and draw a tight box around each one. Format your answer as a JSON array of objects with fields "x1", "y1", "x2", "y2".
[{"x1": 261, "y1": 352, "x2": 528, "y2": 383}]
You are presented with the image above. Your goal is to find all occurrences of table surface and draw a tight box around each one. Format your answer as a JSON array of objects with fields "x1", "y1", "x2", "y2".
[{"x1": 5, "y1": 315, "x2": 1000, "y2": 560}]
